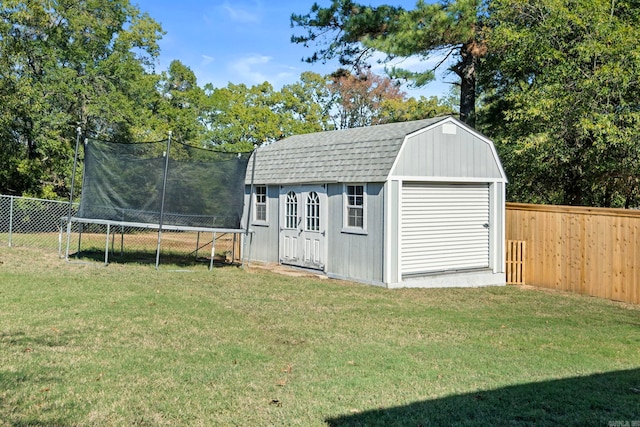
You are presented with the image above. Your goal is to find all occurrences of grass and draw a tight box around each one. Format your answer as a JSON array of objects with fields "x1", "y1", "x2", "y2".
[{"x1": 0, "y1": 246, "x2": 639, "y2": 426}]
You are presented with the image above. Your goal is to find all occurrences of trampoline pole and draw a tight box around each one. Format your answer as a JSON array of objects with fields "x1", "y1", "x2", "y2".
[
  {"x1": 209, "y1": 232, "x2": 215, "y2": 271},
  {"x1": 105, "y1": 223, "x2": 110, "y2": 266},
  {"x1": 77, "y1": 223, "x2": 82, "y2": 255},
  {"x1": 155, "y1": 131, "x2": 172, "y2": 270},
  {"x1": 242, "y1": 145, "x2": 258, "y2": 269},
  {"x1": 8, "y1": 196, "x2": 13, "y2": 247},
  {"x1": 65, "y1": 128, "x2": 82, "y2": 261},
  {"x1": 195, "y1": 232, "x2": 200, "y2": 259},
  {"x1": 58, "y1": 220, "x2": 63, "y2": 257},
  {"x1": 232, "y1": 233, "x2": 237, "y2": 263}
]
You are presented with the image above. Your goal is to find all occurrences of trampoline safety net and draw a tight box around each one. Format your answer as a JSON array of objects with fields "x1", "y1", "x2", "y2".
[{"x1": 78, "y1": 138, "x2": 252, "y2": 229}]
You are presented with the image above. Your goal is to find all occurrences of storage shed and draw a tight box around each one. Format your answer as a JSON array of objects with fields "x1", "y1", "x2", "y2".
[{"x1": 243, "y1": 116, "x2": 508, "y2": 288}]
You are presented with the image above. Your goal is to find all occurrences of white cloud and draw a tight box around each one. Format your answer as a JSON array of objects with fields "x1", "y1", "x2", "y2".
[
  {"x1": 201, "y1": 54, "x2": 215, "y2": 66},
  {"x1": 229, "y1": 54, "x2": 272, "y2": 84},
  {"x1": 221, "y1": 1, "x2": 261, "y2": 23},
  {"x1": 368, "y1": 50, "x2": 454, "y2": 75},
  {"x1": 365, "y1": 51, "x2": 455, "y2": 98},
  {"x1": 224, "y1": 54, "x2": 301, "y2": 88}
]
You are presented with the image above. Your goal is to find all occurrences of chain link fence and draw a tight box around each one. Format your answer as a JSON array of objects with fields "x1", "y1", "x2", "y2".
[
  {"x1": 0, "y1": 195, "x2": 75, "y2": 250},
  {"x1": 0, "y1": 195, "x2": 242, "y2": 266}
]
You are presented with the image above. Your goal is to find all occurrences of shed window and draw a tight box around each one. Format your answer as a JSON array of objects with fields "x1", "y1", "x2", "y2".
[
  {"x1": 254, "y1": 185, "x2": 267, "y2": 222},
  {"x1": 285, "y1": 191, "x2": 298, "y2": 229},
  {"x1": 344, "y1": 184, "x2": 366, "y2": 232},
  {"x1": 306, "y1": 191, "x2": 320, "y2": 231}
]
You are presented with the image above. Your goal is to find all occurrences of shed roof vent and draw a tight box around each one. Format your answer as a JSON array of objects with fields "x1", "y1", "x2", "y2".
[{"x1": 442, "y1": 123, "x2": 457, "y2": 135}]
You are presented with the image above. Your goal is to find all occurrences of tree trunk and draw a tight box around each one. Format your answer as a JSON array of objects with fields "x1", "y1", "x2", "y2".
[
  {"x1": 562, "y1": 167, "x2": 583, "y2": 206},
  {"x1": 459, "y1": 44, "x2": 478, "y2": 127},
  {"x1": 455, "y1": 44, "x2": 477, "y2": 128}
]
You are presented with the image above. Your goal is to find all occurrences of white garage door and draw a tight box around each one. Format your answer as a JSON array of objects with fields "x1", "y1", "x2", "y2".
[{"x1": 401, "y1": 183, "x2": 490, "y2": 276}]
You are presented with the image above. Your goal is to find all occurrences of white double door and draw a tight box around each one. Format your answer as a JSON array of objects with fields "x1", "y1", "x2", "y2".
[{"x1": 279, "y1": 185, "x2": 327, "y2": 270}]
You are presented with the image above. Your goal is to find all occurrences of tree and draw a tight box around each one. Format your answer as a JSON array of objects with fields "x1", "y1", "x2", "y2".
[
  {"x1": 203, "y1": 80, "x2": 328, "y2": 151},
  {"x1": 156, "y1": 60, "x2": 209, "y2": 145},
  {"x1": 279, "y1": 71, "x2": 335, "y2": 132},
  {"x1": 291, "y1": 0, "x2": 487, "y2": 125},
  {"x1": 326, "y1": 68, "x2": 405, "y2": 129},
  {"x1": 479, "y1": 0, "x2": 640, "y2": 207},
  {"x1": 202, "y1": 69, "x2": 439, "y2": 150},
  {"x1": 378, "y1": 95, "x2": 456, "y2": 123},
  {"x1": 0, "y1": 0, "x2": 163, "y2": 198}
]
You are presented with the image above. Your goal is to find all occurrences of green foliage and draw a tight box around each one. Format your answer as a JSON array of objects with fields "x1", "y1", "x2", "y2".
[
  {"x1": 480, "y1": 0, "x2": 640, "y2": 207},
  {"x1": 155, "y1": 60, "x2": 209, "y2": 145},
  {"x1": 206, "y1": 82, "x2": 294, "y2": 150},
  {"x1": 0, "y1": 0, "x2": 164, "y2": 199},
  {"x1": 204, "y1": 78, "x2": 332, "y2": 151},
  {"x1": 290, "y1": 1, "x2": 404, "y2": 67},
  {"x1": 291, "y1": 0, "x2": 487, "y2": 125},
  {"x1": 201, "y1": 69, "x2": 448, "y2": 149},
  {"x1": 379, "y1": 95, "x2": 457, "y2": 123},
  {"x1": 280, "y1": 71, "x2": 335, "y2": 132}
]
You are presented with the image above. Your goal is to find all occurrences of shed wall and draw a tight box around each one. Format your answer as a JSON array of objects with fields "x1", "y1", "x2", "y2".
[
  {"x1": 326, "y1": 182, "x2": 385, "y2": 284},
  {"x1": 244, "y1": 185, "x2": 279, "y2": 263},
  {"x1": 383, "y1": 180, "x2": 400, "y2": 284},
  {"x1": 490, "y1": 182, "x2": 506, "y2": 273},
  {"x1": 392, "y1": 124, "x2": 503, "y2": 179}
]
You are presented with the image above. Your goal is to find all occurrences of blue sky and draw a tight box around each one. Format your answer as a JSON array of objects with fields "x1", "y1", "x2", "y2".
[{"x1": 134, "y1": 0, "x2": 452, "y2": 99}]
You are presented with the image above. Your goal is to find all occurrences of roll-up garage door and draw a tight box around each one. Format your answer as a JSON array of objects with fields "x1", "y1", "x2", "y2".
[{"x1": 401, "y1": 183, "x2": 490, "y2": 276}]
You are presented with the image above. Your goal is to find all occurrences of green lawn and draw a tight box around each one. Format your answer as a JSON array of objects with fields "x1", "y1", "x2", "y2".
[{"x1": 1, "y1": 247, "x2": 638, "y2": 426}]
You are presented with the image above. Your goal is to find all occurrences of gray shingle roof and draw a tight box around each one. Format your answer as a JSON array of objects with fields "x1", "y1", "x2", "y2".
[{"x1": 247, "y1": 116, "x2": 448, "y2": 184}]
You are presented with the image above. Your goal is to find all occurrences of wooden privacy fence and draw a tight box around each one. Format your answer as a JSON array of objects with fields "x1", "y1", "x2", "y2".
[{"x1": 506, "y1": 203, "x2": 640, "y2": 304}]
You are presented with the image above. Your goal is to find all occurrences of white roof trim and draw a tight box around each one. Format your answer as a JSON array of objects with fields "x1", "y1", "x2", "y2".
[{"x1": 388, "y1": 175, "x2": 507, "y2": 183}]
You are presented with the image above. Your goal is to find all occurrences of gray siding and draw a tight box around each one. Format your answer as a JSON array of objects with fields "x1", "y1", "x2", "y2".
[
  {"x1": 326, "y1": 183, "x2": 385, "y2": 284},
  {"x1": 383, "y1": 180, "x2": 400, "y2": 284},
  {"x1": 244, "y1": 185, "x2": 279, "y2": 263},
  {"x1": 489, "y1": 181, "x2": 506, "y2": 273},
  {"x1": 391, "y1": 124, "x2": 504, "y2": 179}
]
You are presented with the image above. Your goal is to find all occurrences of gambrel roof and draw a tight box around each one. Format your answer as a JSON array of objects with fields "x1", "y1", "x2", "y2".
[{"x1": 247, "y1": 117, "x2": 448, "y2": 185}]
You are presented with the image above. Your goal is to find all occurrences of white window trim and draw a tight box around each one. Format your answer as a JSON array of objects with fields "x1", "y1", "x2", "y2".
[
  {"x1": 342, "y1": 183, "x2": 368, "y2": 235},
  {"x1": 252, "y1": 185, "x2": 268, "y2": 226}
]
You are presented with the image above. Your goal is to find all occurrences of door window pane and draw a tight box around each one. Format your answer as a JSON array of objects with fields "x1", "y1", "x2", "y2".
[
  {"x1": 285, "y1": 191, "x2": 298, "y2": 229},
  {"x1": 306, "y1": 191, "x2": 320, "y2": 231}
]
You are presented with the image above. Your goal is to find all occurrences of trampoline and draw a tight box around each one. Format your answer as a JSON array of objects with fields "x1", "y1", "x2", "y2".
[{"x1": 64, "y1": 130, "x2": 254, "y2": 269}]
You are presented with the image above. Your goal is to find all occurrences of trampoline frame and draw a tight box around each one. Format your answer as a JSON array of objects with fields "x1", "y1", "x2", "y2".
[
  {"x1": 63, "y1": 129, "x2": 255, "y2": 270},
  {"x1": 61, "y1": 216, "x2": 245, "y2": 269}
]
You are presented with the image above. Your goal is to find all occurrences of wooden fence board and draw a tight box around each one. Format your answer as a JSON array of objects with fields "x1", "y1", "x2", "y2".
[{"x1": 506, "y1": 203, "x2": 640, "y2": 305}]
